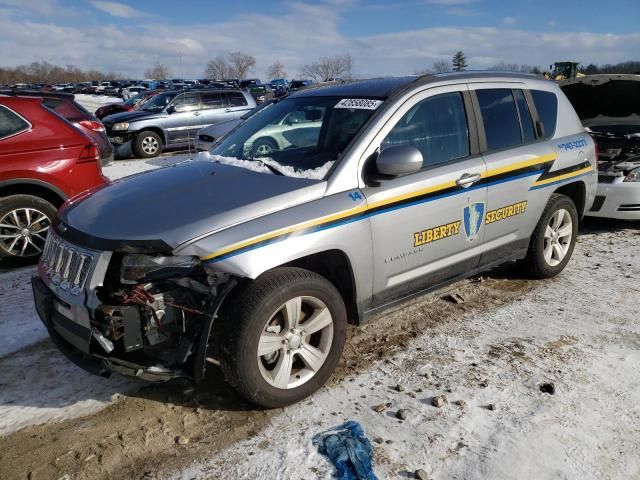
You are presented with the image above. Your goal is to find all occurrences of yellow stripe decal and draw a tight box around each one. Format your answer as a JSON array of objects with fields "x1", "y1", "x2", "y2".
[{"x1": 202, "y1": 154, "x2": 570, "y2": 262}]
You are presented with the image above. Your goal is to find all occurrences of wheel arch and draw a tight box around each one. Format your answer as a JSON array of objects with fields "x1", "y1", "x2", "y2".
[
  {"x1": 280, "y1": 249, "x2": 361, "y2": 325},
  {"x1": 136, "y1": 126, "x2": 166, "y2": 146},
  {"x1": 0, "y1": 179, "x2": 67, "y2": 208},
  {"x1": 553, "y1": 181, "x2": 586, "y2": 218}
]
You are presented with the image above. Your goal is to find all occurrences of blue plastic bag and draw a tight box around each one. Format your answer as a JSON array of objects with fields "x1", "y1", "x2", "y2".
[{"x1": 312, "y1": 421, "x2": 378, "y2": 480}]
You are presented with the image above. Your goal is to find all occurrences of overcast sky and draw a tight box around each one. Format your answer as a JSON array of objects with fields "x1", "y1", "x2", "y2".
[{"x1": 0, "y1": 0, "x2": 638, "y2": 79}]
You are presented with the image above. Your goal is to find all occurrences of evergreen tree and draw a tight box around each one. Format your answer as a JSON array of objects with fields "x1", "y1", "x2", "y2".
[{"x1": 452, "y1": 51, "x2": 468, "y2": 71}]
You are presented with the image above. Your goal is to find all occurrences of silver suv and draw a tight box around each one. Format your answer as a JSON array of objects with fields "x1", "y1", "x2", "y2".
[
  {"x1": 102, "y1": 89, "x2": 256, "y2": 158},
  {"x1": 32, "y1": 73, "x2": 596, "y2": 408}
]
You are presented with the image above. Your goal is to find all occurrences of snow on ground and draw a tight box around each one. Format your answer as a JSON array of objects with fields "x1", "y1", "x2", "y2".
[{"x1": 171, "y1": 226, "x2": 640, "y2": 480}]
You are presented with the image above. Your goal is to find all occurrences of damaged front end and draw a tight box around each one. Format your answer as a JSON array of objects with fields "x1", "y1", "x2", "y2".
[
  {"x1": 32, "y1": 230, "x2": 237, "y2": 383},
  {"x1": 590, "y1": 130, "x2": 640, "y2": 182}
]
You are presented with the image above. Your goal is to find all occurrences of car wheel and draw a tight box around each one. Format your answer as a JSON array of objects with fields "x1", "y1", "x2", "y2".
[
  {"x1": 0, "y1": 195, "x2": 55, "y2": 263},
  {"x1": 523, "y1": 193, "x2": 578, "y2": 278},
  {"x1": 134, "y1": 131, "x2": 163, "y2": 158},
  {"x1": 218, "y1": 267, "x2": 347, "y2": 408},
  {"x1": 250, "y1": 137, "x2": 278, "y2": 157}
]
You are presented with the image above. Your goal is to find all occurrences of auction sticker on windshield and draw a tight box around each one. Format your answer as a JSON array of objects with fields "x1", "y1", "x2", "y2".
[{"x1": 335, "y1": 98, "x2": 384, "y2": 110}]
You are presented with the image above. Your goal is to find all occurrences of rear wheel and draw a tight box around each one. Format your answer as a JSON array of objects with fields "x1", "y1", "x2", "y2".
[
  {"x1": 134, "y1": 130, "x2": 162, "y2": 158},
  {"x1": 218, "y1": 267, "x2": 347, "y2": 408},
  {"x1": 523, "y1": 193, "x2": 578, "y2": 278},
  {"x1": 0, "y1": 195, "x2": 55, "y2": 262}
]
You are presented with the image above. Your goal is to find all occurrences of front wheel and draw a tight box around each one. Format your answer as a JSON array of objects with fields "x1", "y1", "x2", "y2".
[
  {"x1": 523, "y1": 193, "x2": 578, "y2": 278},
  {"x1": 134, "y1": 130, "x2": 163, "y2": 158},
  {"x1": 218, "y1": 267, "x2": 347, "y2": 408}
]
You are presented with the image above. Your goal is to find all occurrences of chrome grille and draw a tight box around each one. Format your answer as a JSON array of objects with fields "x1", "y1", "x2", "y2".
[{"x1": 40, "y1": 231, "x2": 94, "y2": 295}]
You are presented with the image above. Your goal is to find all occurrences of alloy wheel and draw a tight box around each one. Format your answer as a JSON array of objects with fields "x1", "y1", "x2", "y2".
[
  {"x1": 543, "y1": 208, "x2": 572, "y2": 267},
  {"x1": 141, "y1": 136, "x2": 159, "y2": 155},
  {"x1": 0, "y1": 207, "x2": 50, "y2": 257},
  {"x1": 257, "y1": 296, "x2": 334, "y2": 389}
]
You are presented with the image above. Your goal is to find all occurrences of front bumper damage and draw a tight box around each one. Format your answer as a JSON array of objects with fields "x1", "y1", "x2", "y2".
[{"x1": 32, "y1": 276, "x2": 183, "y2": 382}]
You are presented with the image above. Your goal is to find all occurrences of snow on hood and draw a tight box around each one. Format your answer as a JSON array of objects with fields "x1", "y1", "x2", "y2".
[{"x1": 206, "y1": 153, "x2": 334, "y2": 180}]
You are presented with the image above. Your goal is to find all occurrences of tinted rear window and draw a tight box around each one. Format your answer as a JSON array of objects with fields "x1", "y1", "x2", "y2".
[
  {"x1": 477, "y1": 89, "x2": 522, "y2": 151},
  {"x1": 0, "y1": 105, "x2": 30, "y2": 139},
  {"x1": 531, "y1": 90, "x2": 558, "y2": 139},
  {"x1": 228, "y1": 92, "x2": 248, "y2": 106}
]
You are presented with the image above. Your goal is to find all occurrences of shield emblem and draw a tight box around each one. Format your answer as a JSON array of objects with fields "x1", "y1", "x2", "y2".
[{"x1": 463, "y1": 201, "x2": 485, "y2": 242}]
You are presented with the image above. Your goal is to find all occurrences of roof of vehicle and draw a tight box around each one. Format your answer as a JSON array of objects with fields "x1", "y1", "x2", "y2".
[
  {"x1": 0, "y1": 89, "x2": 75, "y2": 100},
  {"x1": 292, "y1": 71, "x2": 544, "y2": 99}
]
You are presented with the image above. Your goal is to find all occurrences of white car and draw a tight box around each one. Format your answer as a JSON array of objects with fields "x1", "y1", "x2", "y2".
[
  {"x1": 244, "y1": 108, "x2": 323, "y2": 157},
  {"x1": 561, "y1": 75, "x2": 640, "y2": 220}
]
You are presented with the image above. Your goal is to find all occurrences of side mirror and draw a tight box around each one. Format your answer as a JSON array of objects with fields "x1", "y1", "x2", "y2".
[
  {"x1": 166, "y1": 105, "x2": 176, "y2": 114},
  {"x1": 376, "y1": 145, "x2": 423, "y2": 177}
]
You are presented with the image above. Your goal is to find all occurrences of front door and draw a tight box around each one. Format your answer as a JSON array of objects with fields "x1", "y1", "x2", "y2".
[
  {"x1": 361, "y1": 86, "x2": 487, "y2": 307},
  {"x1": 165, "y1": 92, "x2": 201, "y2": 144}
]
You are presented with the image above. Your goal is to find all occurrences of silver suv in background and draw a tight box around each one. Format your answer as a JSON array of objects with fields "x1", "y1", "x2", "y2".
[
  {"x1": 32, "y1": 73, "x2": 596, "y2": 408},
  {"x1": 102, "y1": 89, "x2": 256, "y2": 158}
]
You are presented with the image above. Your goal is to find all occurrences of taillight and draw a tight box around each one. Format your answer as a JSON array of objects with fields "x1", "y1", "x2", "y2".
[
  {"x1": 79, "y1": 120, "x2": 105, "y2": 132},
  {"x1": 78, "y1": 144, "x2": 100, "y2": 164}
]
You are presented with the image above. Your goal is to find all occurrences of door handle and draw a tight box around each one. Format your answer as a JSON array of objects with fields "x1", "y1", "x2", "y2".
[
  {"x1": 224, "y1": 108, "x2": 232, "y2": 112},
  {"x1": 193, "y1": 111, "x2": 201, "y2": 116},
  {"x1": 456, "y1": 173, "x2": 481, "y2": 188}
]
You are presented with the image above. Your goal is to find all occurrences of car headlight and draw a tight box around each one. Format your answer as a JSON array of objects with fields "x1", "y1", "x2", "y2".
[
  {"x1": 624, "y1": 167, "x2": 640, "y2": 182},
  {"x1": 120, "y1": 254, "x2": 199, "y2": 284},
  {"x1": 112, "y1": 122, "x2": 129, "y2": 131}
]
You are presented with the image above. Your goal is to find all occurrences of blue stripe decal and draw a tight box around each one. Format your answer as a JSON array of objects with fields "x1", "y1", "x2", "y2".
[{"x1": 207, "y1": 168, "x2": 547, "y2": 263}]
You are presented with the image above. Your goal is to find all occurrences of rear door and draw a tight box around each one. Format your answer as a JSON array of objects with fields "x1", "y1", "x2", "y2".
[
  {"x1": 361, "y1": 85, "x2": 488, "y2": 307},
  {"x1": 198, "y1": 91, "x2": 229, "y2": 129},
  {"x1": 469, "y1": 84, "x2": 556, "y2": 265},
  {"x1": 165, "y1": 92, "x2": 201, "y2": 144},
  {"x1": 225, "y1": 91, "x2": 254, "y2": 118}
]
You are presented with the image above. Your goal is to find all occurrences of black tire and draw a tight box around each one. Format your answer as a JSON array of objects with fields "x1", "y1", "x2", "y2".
[
  {"x1": 250, "y1": 137, "x2": 278, "y2": 157},
  {"x1": 0, "y1": 194, "x2": 56, "y2": 263},
  {"x1": 218, "y1": 267, "x2": 347, "y2": 408},
  {"x1": 134, "y1": 130, "x2": 163, "y2": 158},
  {"x1": 523, "y1": 193, "x2": 578, "y2": 279}
]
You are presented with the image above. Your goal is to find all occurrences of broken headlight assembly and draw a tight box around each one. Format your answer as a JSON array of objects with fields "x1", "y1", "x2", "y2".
[
  {"x1": 624, "y1": 167, "x2": 640, "y2": 182},
  {"x1": 120, "y1": 254, "x2": 199, "y2": 284}
]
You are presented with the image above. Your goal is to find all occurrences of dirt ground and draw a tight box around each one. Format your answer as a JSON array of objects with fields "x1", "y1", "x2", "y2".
[{"x1": 0, "y1": 219, "x2": 638, "y2": 480}]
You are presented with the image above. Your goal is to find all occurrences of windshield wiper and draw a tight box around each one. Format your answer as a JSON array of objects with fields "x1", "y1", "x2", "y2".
[{"x1": 258, "y1": 159, "x2": 286, "y2": 176}]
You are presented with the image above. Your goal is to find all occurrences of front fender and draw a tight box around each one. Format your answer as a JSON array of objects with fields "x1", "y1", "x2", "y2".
[{"x1": 176, "y1": 190, "x2": 374, "y2": 305}]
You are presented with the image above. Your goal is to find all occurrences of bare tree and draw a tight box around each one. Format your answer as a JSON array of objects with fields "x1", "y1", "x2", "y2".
[
  {"x1": 228, "y1": 51, "x2": 256, "y2": 79},
  {"x1": 300, "y1": 54, "x2": 353, "y2": 82},
  {"x1": 488, "y1": 61, "x2": 519, "y2": 72},
  {"x1": 144, "y1": 61, "x2": 170, "y2": 79},
  {"x1": 204, "y1": 55, "x2": 231, "y2": 80},
  {"x1": 432, "y1": 60, "x2": 450, "y2": 73},
  {"x1": 267, "y1": 60, "x2": 287, "y2": 80}
]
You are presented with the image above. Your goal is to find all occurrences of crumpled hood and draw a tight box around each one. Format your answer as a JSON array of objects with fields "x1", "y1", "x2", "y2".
[
  {"x1": 59, "y1": 160, "x2": 325, "y2": 251},
  {"x1": 560, "y1": 74, "x2": 640, "y2": 126}
]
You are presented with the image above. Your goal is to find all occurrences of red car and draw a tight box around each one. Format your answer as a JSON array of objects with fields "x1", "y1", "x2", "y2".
[
  {"x1": 95, "y1": 91, "x2": 157, "y2": 119},
  {"x1": 0, "y1": 89, "x2": 114, "y2": 167},
  {"x1": 0, "y1": 95, "x2": 108, "y2": 263}
]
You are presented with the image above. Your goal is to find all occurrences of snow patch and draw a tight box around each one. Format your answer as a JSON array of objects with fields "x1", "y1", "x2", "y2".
[{"x1": 208, "y1": 153, "x2": 333, "y2": 180}]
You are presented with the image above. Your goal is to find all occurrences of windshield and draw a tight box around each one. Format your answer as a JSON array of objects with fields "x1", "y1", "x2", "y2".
[
  {"x1": 210, "y1": 95, "x2": 382, "y2": 179},
  {"x1": 125, "y1": 92, "x2": 147, "y2": 106},
  {"x1": 141, "y1": 92, "x2": 176, "y2": 112}
]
